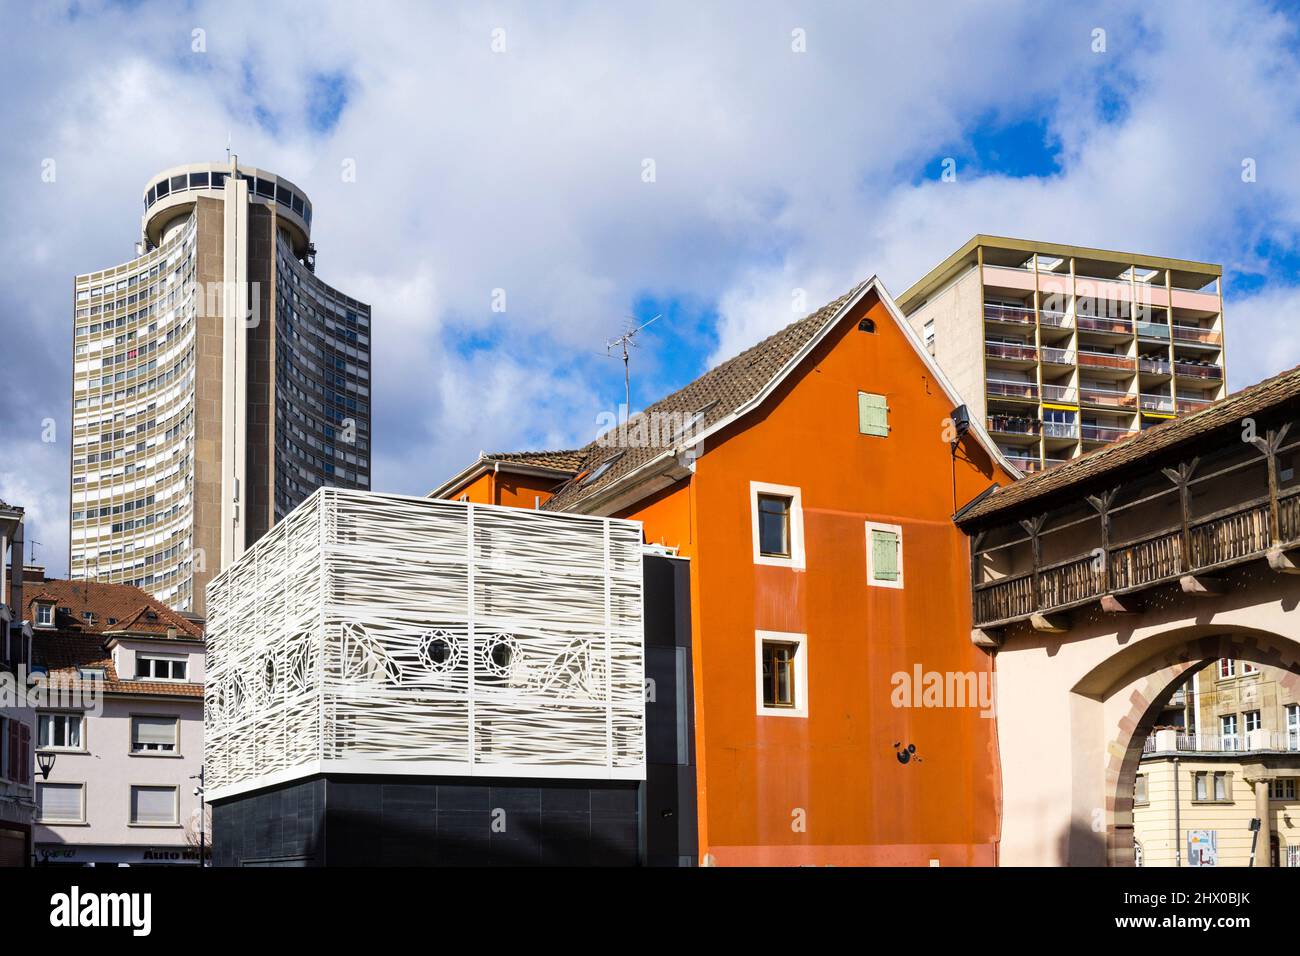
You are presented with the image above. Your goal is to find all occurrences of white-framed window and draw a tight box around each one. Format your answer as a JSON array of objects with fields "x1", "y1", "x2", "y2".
[
  {"x1": 36, "y1": 782, "x2": 85, "y2": 824},
  {"x1": 130, "y1": 785, "x2": 179, "y2": 826},
  {"x1": 1242, "y1": 661, "x2": 1259, "y2": 675},
  {"x1": 1289, "y1": 845, "x2": 1300, "y2": 868},
  {"x1": 1134, "y1": 774, "x2": 1148, "y2": 806},
  {"x1": 865, "y1": 522, "x2": 904, "y2": 589},
  {"x1": 1219, "y1": 658, "x2": 1235, "y2": 679},
  {"x1": 750, "y1": 482, "x2": 805, "y2": 570},
  {"x1": 923, "y1": 319, "x2": 935, "y2": 354},
  {"x1": 37, "y1": 712, "x2": 84, "y2": 751},
  {"x1": 136, "y1": 655, "x2": 187, "y2": 681},
  {"x1": 755, "y1": 630, "x2": 808, "y2": 718},
  {"x1": 1221, "y1": 714, "x2": 1239, "y2": 749},
  {"x1": 34, "y1": 603, "x2": 54, "y2": 627},
  {"x1": 1287, "y1": 704, "x2": 1299, "y2": 750},
  {"x1": 131, "y1": 715, "x2": 179, "y2": 754},
  {"x1": 1245, "y1": 710, "x2": 1262, "y2": 733}
]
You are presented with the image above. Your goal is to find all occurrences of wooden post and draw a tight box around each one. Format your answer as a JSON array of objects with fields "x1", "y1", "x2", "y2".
[
  {"x1": 1086, "y1": 488, "x2": 1119, "y2": 594},
  {"x1": 970, "y1": 530, "x2": 986, "y2": 620},
  {"x1": 1162, "y1": 459, "x2": 1199, "y2": 573},
  {"x1": 1020, "y1": 515, "x2": 1047, "y2": 608},
  {"x1": 1248, "y1": 424, "x2": 1290, "y2": 545}
]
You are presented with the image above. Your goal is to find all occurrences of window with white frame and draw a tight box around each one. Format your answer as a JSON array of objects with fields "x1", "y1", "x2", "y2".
[
  {"x1": 34, "y1": 603, "x2": 53, "y2": 627},
  {"x1": 36, "y1": 782, "x2": 85, "y2": 823},
  {"x1": 1242, "y1": 661, "x2": 1259, "y2": 675},
  {"x1": 131, "y1": 715, "x2": 179, "y2": 754},
  {"x1": 865, "y1": 522, "x2": 904, "y2": 588},
  {"x1": 1245, "y1": 710, "x2": 1261, "y2": 733},
  {"x1": 923, "y1": 319, "x2": 935, "y2": 355},
  {"x1": 37, "y1": 712, "x2": 83, "y2": 751},
  {"x1": 750, "y1": 482, "x2": 805, "y2": 569},
  {"x1": 1219, "y1": 658, "x2": 1235, "y2": 679},
  {"x1": 130, "y1": 785, "x2": 178, "y2": 826},
  {"x1": 136, "y1": 655, "x2": 187, "y2": 681},
  {"x1": 1289, "y1": 845, "x2": 1300, "y2": 868},
  {"x1": 755, "y1": 630, "x2": 808, "y2": 718},
  {"x1": 1221, "y1": 714, "x2": 1239, "y2": 749},
  {"x1": 1288, "y1": 704, "x2": 1299, "y2": 750}
]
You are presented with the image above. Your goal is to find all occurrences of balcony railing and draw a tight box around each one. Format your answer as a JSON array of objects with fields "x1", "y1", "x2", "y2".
[
  {"x1": 1081, "y1": 423, "x2": 1136, "y2": 442},
  {"x1": 1043, "y1": 421, "x2": 1079, "y2": 440},
  {"x1": 1041, "y1": 383, "x2": 1077, "y2": 404},
  {"x1": 984, "y1": 303, "x2": 1035, "y2": 324},
  {"x1": 987, "y1": 379, "x2": 1039, "y2": 400},
  {"x1": 1175, "y1": 362, "x2": 1223, "y2": 380},
  {"x1": 1171, "y1": 324, "x2": 1222, "y2": 345},
  {"x1": 1039, "y1": 310, "x2": 1072, "y2": 329},
  {"x1": 985, "y1": 341, "x2": 1038, "y2": 362},
  {"x1": 1041, "y1": 347, "x2": 1075, "y2": 365},
  {"x1": 1078, "y1": 351, "x2": 1136, "y2": 371},
  {"x1": 973, "y1": 486, "x2": 1300, "y2": 628},
  {"x1": 1077, "y1": 315, "x2": 1133, "y2": 334},
  {"x1": 1138, "y1": 357, "x2": 1172, "y2": 375},
  {"x1": 1145, "y1": 732, "x2": 1300, "y2": 754},
  {"x1": 1135, "y1": 321, "x2": 1171, "y2": 340},
  {"x1": 987, "y1": 416, "x2": 1040, "y2": 436},
  {"x1": 1176, "y1": 395, "x2": 1214, "y2": 413},
  {"x1": 1003, "y1": 454, "x2": 1044, "y2": 474},
  {"x1": 1140, "y1": 393, "x2": 1175, "y2": 413},
  {"x1": 1079, "y1": 385, "x2": 1136, "y2": 408}
]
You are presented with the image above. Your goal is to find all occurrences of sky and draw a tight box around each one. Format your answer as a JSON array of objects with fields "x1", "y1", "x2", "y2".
[{"x1": 2, "y1": 0, "x2": 1300, "y2": 578}]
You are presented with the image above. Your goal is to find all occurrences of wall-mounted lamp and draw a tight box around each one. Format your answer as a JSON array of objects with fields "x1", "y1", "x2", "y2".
[{"x1": 36, "y1": 751, "x2": 56, "y2": 780}]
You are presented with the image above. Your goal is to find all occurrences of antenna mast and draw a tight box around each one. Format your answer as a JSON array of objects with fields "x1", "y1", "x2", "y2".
[{"x1": 605, "y1": 314, "x2": 662, "y2": 421}]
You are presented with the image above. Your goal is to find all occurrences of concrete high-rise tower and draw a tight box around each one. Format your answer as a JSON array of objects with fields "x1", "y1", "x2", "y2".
[{"x1": 70, "y1": 160, "x2": 372, "y2": 614}]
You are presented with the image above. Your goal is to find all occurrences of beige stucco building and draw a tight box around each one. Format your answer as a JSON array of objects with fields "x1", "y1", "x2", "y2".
[{"x1": 900, "y1": 236, "x2": 1225, "y2": 475}]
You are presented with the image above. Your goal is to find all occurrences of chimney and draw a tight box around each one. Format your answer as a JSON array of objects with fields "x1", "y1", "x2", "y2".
[{"x1": 22, "y1": 565, "x2": 45, "y2": 583}]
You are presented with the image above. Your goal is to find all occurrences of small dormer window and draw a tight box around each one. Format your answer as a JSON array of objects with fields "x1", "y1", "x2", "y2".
[
  {"x1": 35, "y1": 603, "x2": 54, "y2": 627},
  {"x1": 107, "y1": 618, "x2": 117, "y2": 626}
]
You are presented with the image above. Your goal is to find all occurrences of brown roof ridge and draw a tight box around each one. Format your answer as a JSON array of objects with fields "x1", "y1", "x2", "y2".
[
  {"x1": 541, "y1": 280, "x2": 872, "y2": 511},
  {"x1": 957, "y1": 361, "x2": 1300, "y2": 525}
]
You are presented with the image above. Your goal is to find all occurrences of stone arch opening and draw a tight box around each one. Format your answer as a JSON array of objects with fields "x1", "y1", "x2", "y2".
[{"x1": 1068, "y1": 626, "x2": 1300, "y2": 866}]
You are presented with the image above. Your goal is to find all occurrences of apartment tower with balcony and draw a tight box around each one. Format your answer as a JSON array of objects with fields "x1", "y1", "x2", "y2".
[
  {"x1": 899, "y1": 236, "x2": 1225, "y2": 474},
  {"x1": 71, "y1": 159, "x2": 372, "y2": 614}
]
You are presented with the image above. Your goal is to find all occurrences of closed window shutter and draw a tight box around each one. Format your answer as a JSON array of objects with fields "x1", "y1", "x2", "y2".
[
  {"x1": 5, "y1": 719, "x2": 16, "y2": 781},
  {"x1": 131, "y1": 786, "x2": 177, "y2": 824},
  {"x1": 38, "y1": 783, "x2": 82, "y2": 822},
  {"x1": 133, "y1": 716, "x2": 177, "y2": 750},
  {"x1": 872, "y1": 530, "x2": 900, "y2": 581},
  {"x1": 858, "y1": 392, "x2": 889, "y2": 436},
  {"x1": 18, "y1": 724, "x2": 29, "y2": 785}
]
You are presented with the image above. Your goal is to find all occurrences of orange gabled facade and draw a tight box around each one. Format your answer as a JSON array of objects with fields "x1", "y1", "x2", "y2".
[{"x1": 432, "y1": 279, "x2": 1018, "y2": 866}]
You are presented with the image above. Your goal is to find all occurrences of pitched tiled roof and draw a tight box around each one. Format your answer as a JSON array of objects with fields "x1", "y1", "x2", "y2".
[
  {"x1": 15, "y1": 578, "x2": 203, "y2": 698},
  {"x1": 16, "y1": 578, "x2": 202, "y2": 639},
  {"x1": 486, "y1": 449, "x2": 586, "y2": 472},
  {"x1": 40, "y1": 632, "x2": 203, "y2": 699},
  {"x1": 540, "y1": 282, "x2": 868, "y2": 512},
  {"x1": 956, "y1": 362, "x2": 1300, "y2": 526}
]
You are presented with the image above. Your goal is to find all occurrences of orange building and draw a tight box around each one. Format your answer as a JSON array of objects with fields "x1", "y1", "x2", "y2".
[{"x1": 434, "y1": 277, "x2": 1019, "y2": 865}]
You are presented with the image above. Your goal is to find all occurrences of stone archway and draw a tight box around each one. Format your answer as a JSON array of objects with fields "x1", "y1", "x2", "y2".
[{"x1": 1074, "y1": 628, "x2": 1300, "y2": 866}]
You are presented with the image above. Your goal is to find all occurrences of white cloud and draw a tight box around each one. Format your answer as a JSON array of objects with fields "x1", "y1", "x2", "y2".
[{"x1": 2, "y1": 0, "x2": 1300, "y2": 580}]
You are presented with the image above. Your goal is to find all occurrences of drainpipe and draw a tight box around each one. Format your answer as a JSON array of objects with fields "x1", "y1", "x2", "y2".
[{"x1": 1174, "y1": 756, "x2": 1182, "y2": 867}]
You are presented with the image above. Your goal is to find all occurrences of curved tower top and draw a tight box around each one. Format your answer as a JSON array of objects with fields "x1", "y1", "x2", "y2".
[{"x1": 141, "y1": 159, "x2": 313, "y2": 255}]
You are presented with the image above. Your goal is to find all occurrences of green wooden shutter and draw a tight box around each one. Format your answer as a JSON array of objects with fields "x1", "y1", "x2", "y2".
[
  {"x1": 858, "y1": 392, "x2": 889, "y2": 437},
  {"x1": 871, "y1": 529, "x2": 900, "y2": 581}
]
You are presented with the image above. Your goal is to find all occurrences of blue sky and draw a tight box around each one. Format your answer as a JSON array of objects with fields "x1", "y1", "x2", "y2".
[{"x1": 3, "y1": 0, "x2": 1300, "y2": 576}]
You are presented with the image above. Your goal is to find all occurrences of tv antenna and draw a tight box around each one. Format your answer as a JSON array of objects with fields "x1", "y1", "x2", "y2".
[
  {"x1": 605, "y1": 313, "x2": 662, "y2": 420},
  {"x1": 27, "y1": 539, "x2": 41, "y2": 565}
]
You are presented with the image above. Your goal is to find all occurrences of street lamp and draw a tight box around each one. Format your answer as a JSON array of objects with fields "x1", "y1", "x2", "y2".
[{"x1": 35, "y1": 750, "x2": 55, "y2": 780}]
